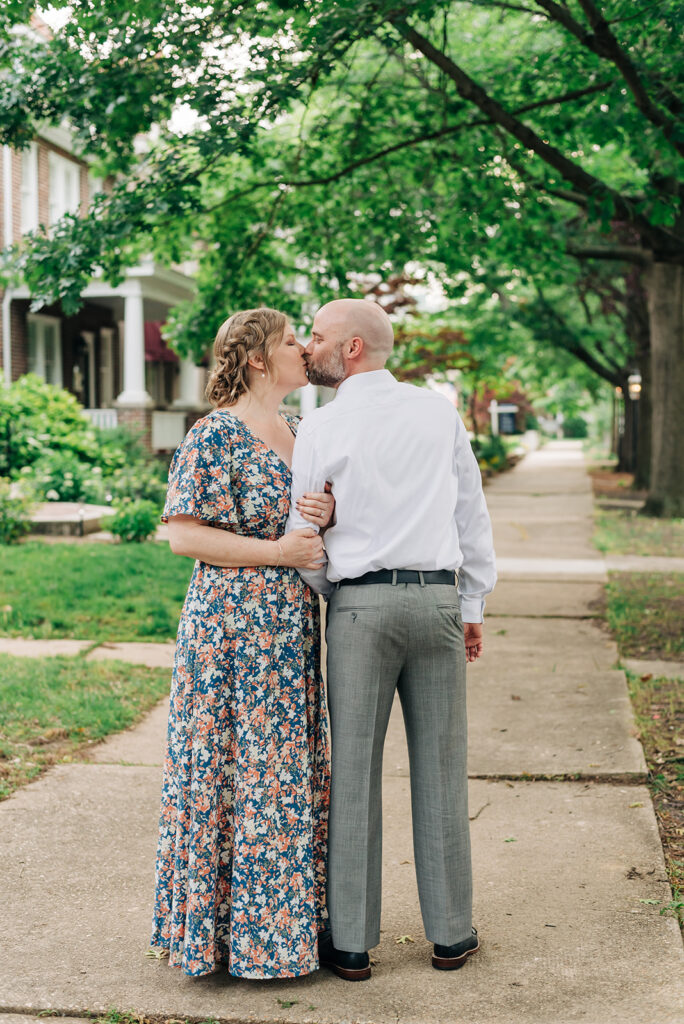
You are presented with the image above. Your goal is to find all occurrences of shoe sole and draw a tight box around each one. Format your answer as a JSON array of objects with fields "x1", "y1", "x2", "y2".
[
  {"x1": 431, "y1": 939, "x2": 480, "y2": 971},
  {"x1": 321, "y1": 959, "x2": 371, "y2": 982}
]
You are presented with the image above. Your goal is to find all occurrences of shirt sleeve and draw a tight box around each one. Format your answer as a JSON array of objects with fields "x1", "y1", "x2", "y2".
[
  {"x1": 161, "y1": 419, "x2": 236, "y2": 526},
  {"x1": 453, "y1": 415, "x2": 497, "y2": 622},
  {"x1": 286, "y1": 417, "x2": 333, "y2": 597}
]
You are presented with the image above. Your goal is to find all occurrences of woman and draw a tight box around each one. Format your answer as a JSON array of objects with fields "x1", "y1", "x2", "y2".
[{"x1": 150, "y1": 308, "x2": 333, "y2": 980}]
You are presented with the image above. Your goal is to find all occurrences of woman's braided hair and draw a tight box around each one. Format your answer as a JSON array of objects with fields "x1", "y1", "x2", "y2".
[{"x1": 205, "y1": 307, "x2": 288, "y2": 407}]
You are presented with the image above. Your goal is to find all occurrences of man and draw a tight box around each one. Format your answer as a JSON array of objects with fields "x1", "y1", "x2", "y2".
[{"x1": 286, "y1": 298, "x2": 496, "y2": 981}]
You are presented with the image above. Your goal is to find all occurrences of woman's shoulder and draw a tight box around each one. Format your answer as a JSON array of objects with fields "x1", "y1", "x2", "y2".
[{"x1": 281, "y1": 408, "x2": 301, "y2": 433}]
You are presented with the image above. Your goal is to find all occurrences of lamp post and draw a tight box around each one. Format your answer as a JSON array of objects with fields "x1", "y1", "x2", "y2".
[{"x1": 627, "y1": 372, "x2": 641, "y2": 474}]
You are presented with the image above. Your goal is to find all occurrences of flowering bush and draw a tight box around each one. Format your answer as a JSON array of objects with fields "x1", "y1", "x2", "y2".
[
  {"x1": 0, "y1": 478, "x2": 35, "y2": 545},
  {"x1": 0, "y1": 375, "x2": 169, "y2": 510},
  {"x1": 109, "y1": 499, "x2": 160, "y2": 543}
]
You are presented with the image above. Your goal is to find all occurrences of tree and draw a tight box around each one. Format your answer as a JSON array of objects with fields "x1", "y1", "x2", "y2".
[{"x1": 0, "y1": 1, "x2": 682, "y2": 510}]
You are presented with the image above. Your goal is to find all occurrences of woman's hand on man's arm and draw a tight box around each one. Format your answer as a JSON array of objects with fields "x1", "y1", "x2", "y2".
[
  {"x1": 166, "y1": 515, "x2": 325, "y2": 570},
  {"x1": 295, "y1": 482, "x2": 335, "y2": 529}
]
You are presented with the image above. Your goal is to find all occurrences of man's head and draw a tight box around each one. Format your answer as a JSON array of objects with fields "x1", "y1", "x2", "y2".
[{"x1": 305, "y1": 299, "x2": 394, "y2": 388}]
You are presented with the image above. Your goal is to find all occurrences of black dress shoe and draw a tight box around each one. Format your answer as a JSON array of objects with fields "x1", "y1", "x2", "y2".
[
  {"x1": 318, "y1": 929, "x2": 371, "y2": 981},
  {"x1": 432, "y1": 927, "x2": 480, "y2": 970}
]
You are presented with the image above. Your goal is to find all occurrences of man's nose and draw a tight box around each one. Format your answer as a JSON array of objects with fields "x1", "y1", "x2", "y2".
[{"x1": 304, "y1": 340, "x2": 314, "y2": 356}]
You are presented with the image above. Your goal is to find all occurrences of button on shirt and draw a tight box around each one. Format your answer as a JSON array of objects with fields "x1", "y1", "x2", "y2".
[{"x1": 286, "y1": 369, "x2": 497, "y2": 621}]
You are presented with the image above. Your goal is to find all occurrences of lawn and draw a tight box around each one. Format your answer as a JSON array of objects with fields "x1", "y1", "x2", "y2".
[
  {"x1": 604, "y1": 572, "x2": 684, "y2": 660},
  {"x1": 594, "y1": 508, "x2": 684, "y2": 558},
  {"x1": 0, "y1": 653, "x2": 170, "y2": 800},
  {"x1": 626, "y1": 669, "x2": 684, "y2": 926},
  {"x1": 0, "y1": 540, "x2": 192, "y2": 641}
]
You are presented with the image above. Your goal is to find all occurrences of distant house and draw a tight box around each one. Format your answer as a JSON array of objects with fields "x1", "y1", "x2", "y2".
[{"x1": 0, "y1": 16, "x2": 206, "y2": 452}]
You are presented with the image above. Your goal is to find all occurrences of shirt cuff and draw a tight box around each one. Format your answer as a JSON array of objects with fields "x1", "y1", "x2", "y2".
[{"x1": 459, "y1": 595, "x2": 485, "y2": 623}]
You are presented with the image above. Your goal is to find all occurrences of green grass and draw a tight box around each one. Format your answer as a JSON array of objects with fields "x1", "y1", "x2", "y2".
[
  {"x1": 594, "y1": 508, "x2": 684, "y2": 557},
  {"x1": 0, "y1": 653, "x2": 170, "y2": 799},
  {"x1": 625, "y1": 669, "x2": 683, "y2": 927},
  {"x1": 604, "y1": 572, "x2": 684, "y2": 660},
  {"x1": 0, "y1": 541, "x2": 192, "y2": 640}
]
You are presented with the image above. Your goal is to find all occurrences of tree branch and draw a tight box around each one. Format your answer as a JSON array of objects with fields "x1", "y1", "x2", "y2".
[
  {"x1": 567, "y1": 244, "x2": 653, "y2": 265},
  {"x1": 534, "y1": 0, "x2": 684, "y2": 152},
  {"x1": 204, "y1": 81, "x2": 613, "y2": 213},
  {"x1": 531, "y1": 286, "x2": 624, "y2": 383},
  {"x1": 390, "y1": 17, "x2": 681, "y2": 259}
]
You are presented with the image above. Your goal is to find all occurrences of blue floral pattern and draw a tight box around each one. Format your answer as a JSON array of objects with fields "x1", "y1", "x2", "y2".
[{"x1": 150, "y1": 410, "x2": 330, "y2": 979}]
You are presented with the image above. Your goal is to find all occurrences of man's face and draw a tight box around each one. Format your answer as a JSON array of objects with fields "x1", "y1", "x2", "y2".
[{"x1": 305, "y1": 313, "x2": 348, "y2": 388}]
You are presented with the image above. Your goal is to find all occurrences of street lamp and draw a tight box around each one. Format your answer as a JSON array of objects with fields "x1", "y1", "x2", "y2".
[{"x1": 627, "y1": 372, "x2": 641, "y2": 474}]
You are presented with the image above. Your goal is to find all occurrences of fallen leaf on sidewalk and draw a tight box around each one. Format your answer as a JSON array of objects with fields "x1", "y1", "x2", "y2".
[
  {"x1": 277, "y1": 999, "x2": 298, "y2": 1008},
  {"x1": 504, "y1": 837, "x2": 517, "y2": 843},
  {"x1": 396, "y1": 935, "x2": 415, "y2": 944},
  {"x1": 629, "y1": 801, "x2": 644, "y2": 808},
  {"x1": 640, "y1": 673, "x2": 653, "y2": 681},
  {"x1": 145, "y1": 947, "x2": 169, "y2": 959},
  {"x1": 511, "y1": 694, "x2": 521, "y2": 701}
]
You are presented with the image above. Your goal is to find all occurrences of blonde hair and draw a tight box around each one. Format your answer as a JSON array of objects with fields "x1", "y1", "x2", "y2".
[{"x1": 205, "y1": 307, "x2": 288, "y2": 407}]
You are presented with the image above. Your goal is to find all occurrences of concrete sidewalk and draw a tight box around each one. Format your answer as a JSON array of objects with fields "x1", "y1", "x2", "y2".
[{"x1": 1, "y1": 440, "x2": 682, "y2": 1024}]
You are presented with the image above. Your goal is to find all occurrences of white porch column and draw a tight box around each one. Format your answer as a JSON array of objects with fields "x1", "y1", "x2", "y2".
[
  {"x1": 173, "y1": 355, "x2": 204, "y2": 408},
  {"x1": 116, "y1": 284, "x2": 153, "y2": 407},
  {"x1": 489, "y1": 399, "x2": 499, "y2": 436},
  {"x1": 299, "y1": 382, "x2": 318, "y2": 415}
]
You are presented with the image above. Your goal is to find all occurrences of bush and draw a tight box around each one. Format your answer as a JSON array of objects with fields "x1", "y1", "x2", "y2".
[
  {"x1": 0, "y1": 373, "x2": 99, "y2": 475},
  {"x1": 471, "y1": 433, "x2": 509, "y2": 472},
  {"x1": 562, "y1": 415, "x2": 588, "y2": 439},
  {"x1": 0, "y1": 478, "x2": 35, "y2": 544},
  {"x1": 109, "y1": 499, "x2": 160, "y2": 543}
]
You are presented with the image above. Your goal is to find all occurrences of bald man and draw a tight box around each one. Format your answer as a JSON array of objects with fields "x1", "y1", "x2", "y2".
[{"x1": 286, "y1": 299, "x2": 496, "y2": 981}]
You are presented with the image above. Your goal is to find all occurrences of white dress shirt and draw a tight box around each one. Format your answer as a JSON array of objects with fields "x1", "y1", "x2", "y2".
[{"x1": 286, "y1": 369, "x2": 497, "y2": 621}]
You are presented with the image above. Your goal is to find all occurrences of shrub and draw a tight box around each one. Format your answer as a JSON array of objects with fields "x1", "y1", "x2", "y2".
[
  {"x1": 562, "y1": 415, "x2": 588, "y2": 439},
  {"x1": 0, "y1": 373, "x2": 99, "y2": 475},
  {"x1": 0, "y1": 478, "x2": 35, "y2": 544},
  {"x1": 109, "y1": 499, "x2": 160, "y2": 543},
  {"x1": 471, "y1": 433, "x2": 509, "y2": 472}
]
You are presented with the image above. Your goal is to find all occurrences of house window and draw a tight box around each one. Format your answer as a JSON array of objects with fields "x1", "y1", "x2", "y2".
[
  {"x1": 48, "y1": 151, "x2": 81, "y2": 225},
  {"x1": 27, "y1": 315, "x2": 63, "y2": 388},
  {"x1": 20, "y1": 143, "x2": 39, "y2": 234}
]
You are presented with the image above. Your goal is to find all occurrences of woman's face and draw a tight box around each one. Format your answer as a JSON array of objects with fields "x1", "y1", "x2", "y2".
[{"x1": 268, "y1": 321, "x2": 308, "y2": 391}]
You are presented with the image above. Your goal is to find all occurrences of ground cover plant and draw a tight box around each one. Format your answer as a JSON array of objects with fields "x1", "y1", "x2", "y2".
[
  {"x1": 0, "y1": 654, "x2": 170, "y2": 800},
  {"x1": 604, "y1": 572, "x2": 683, "y2": 661},
  {"x1": 0, "y1": 541, "x2": 192, "y2": 641},
  {"x1": 594, "y1": 509, "x2": 684, "y2": 558},
  {"x1": 626, "y1": 669, "x2": 684, "y2": 928}
]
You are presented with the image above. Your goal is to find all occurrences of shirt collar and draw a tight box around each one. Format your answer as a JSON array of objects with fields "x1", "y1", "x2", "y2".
[{"x1": 336, "y1": 368, "x2": 396, "y2": 399}]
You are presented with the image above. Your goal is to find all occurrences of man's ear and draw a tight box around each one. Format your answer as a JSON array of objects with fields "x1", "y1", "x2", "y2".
[{"x1": 346, "y1": 336, "x2": 364, "y2": 361}]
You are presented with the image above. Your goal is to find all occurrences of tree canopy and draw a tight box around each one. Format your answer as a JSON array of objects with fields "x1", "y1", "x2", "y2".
[{"x1": 1, "y1": 1, "x2": 682, "y2": 510}]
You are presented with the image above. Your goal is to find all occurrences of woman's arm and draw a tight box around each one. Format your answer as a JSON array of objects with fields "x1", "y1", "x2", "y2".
[{"x1": 167, "y1": 515, "x2": 325, "y2": 569}]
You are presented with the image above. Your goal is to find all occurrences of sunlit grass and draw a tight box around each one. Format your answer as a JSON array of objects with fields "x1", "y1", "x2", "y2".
[
  {"x1": 0, "y1": 541, "x2": 192, "y2": 640},
  {"x1": 0, "y1": 654, "x2": 170, "y2": 799}
]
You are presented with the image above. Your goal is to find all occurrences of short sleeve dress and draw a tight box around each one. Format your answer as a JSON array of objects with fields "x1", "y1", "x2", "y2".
[{"x1": 150, "y1": 409, "x2": 330, "y2": 980}]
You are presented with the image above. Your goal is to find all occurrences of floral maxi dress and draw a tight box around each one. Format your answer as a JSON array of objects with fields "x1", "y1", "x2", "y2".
[{"x1": 150, "y1": 410, "x2": 330, "y2": 979}]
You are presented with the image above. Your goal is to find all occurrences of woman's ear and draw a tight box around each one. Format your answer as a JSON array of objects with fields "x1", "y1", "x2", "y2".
[{"x1": 247, "y1": 355, "x2": 266, "y2": 372}]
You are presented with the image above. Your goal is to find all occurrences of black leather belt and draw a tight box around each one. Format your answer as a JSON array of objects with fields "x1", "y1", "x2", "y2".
[{"x1": 337, "y1": 569, "x2": 457, "y2": 587}]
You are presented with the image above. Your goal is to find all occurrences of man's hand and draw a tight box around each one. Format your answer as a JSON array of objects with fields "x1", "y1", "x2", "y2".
[{"x1": 464, "y1": 622, "x2": 483, "y2": 663}]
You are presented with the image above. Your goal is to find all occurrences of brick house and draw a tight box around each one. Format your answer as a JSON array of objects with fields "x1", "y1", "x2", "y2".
[{"x1": 0, "y1": 26, "x2": 206, "y2": 452}]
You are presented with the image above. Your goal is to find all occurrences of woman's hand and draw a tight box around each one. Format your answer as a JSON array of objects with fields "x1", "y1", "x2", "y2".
[
  {"x1": 279, "y1": 528, "x2": 326, "y2": 569},
  {"x1": 296, "y1": 482, "x2": 335, "y2": 529}
]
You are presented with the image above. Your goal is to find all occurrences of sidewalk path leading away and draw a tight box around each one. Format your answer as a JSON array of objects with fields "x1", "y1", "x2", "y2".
[{"x1": 1, "y1": 441, "x2": 682, "y2": 1024}]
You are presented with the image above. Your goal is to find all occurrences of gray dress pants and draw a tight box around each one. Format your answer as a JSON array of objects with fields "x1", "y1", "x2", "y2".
[{"x1": 325, "y1": 580, "x2": 472, "y2": 953}]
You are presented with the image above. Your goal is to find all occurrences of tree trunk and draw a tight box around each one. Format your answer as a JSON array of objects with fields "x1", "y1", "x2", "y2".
[
  {"x1": 625, "y1": 268, "x2": 651, "y2": 490},
  {"x1": 643, "y1": 262, "x2": 684, "y2": 516},
  {"x1": 634, "y1": 345, "x2": 651, "y2": 490},
  {"x1": 617, "y1": 376, "x2": 635, "y2": 473}
]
